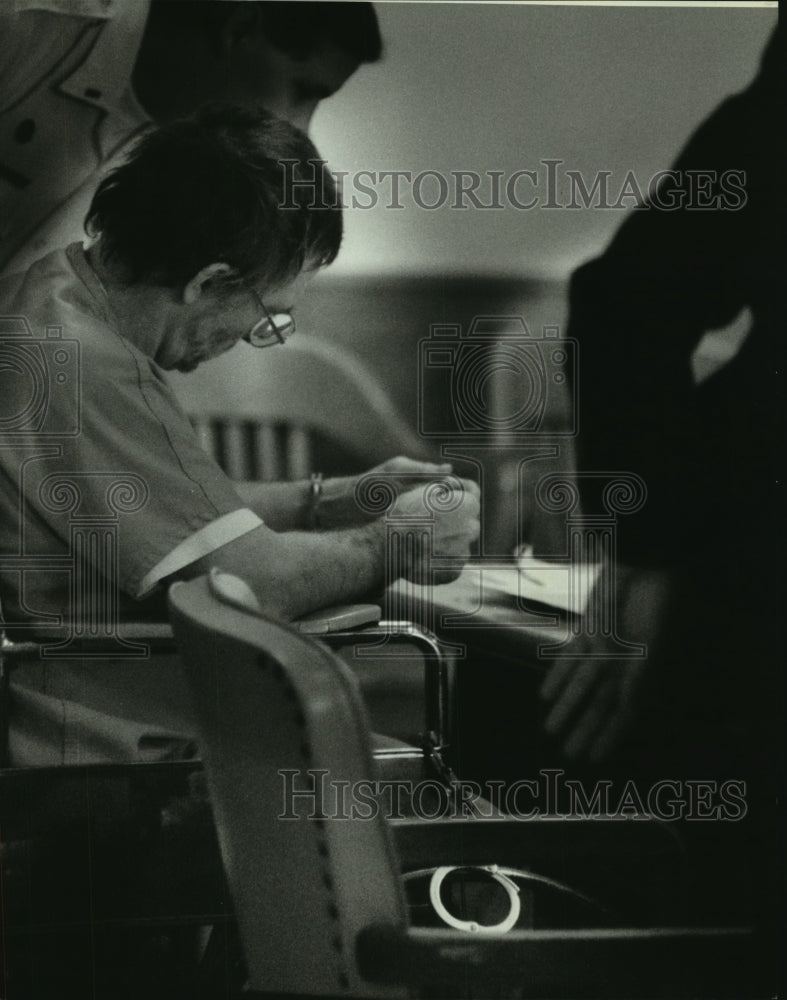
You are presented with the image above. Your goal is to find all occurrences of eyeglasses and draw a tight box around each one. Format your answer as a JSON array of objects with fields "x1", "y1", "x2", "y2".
[{"x1": 244, "y1": 287, "x2": 296, "y2": 348}]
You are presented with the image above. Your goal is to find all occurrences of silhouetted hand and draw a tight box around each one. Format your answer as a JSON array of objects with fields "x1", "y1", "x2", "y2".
[{"x1": 539, "y1": 567, "x2": 672, "y2": 761}]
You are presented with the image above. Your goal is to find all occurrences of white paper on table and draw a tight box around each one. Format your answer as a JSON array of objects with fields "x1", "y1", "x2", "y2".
[{"x1": 478, "y1": 556, "x2": 602, "y2": 616}]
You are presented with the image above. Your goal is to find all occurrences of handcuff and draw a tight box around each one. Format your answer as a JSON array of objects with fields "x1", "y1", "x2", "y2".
[
  {"x1": 307, "y1": 472, "x2": 324, "y2": 529},
  {"x1": 404, "y1": 864, "x2": 522, "y2": 935},
  {"x1": 403, "y1": 863, "x2": 609, "y2": 934}
]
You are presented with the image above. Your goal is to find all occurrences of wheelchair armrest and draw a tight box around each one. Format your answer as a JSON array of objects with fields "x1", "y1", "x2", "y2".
[
  {"x1": 295, "y1": 603, "x2": 382, "y2": 634},
  {"x1": 356, "y1": 923, "x2": 767, "y2": 998}
]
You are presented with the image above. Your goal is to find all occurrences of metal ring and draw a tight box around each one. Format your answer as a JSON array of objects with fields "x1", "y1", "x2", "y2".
[{"x1": 428, "y1": 865, "x2": 521, "y2": 935}]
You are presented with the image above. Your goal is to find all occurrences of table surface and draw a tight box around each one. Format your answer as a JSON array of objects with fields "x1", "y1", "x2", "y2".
[{"x1": 386, "y1": 561, "x2": 577, "y2": 664}]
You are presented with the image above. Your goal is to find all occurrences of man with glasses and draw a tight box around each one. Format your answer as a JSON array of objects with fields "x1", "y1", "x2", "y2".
[
  {"x1": 0, "y1": 105, "x2": 480, "y2": 765},
  {"x1": 246, "y1": 293, "x2": 295, "y2": 349}
]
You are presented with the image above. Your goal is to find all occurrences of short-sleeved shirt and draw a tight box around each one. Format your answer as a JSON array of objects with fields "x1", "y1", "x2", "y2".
[
  {"x1": 0, "y1": 245, "x2": 262, "y2": 764},
  {"x1": 0, "y1": 243, "x2": 262, "y2": 627}
]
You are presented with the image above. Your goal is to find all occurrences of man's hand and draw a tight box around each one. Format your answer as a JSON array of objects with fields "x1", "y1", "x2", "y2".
[
  {"x1": 539, "y1": 567, "x2": 672, "y2": 762},
  {"x1": 316, "y1": 456, "x2": 455, "y2": 529},
  {"x1": 393, "y1": 478, "x2": 481, "y2": 585},
  {"x1": 192, "y1": 470, "x2": 478, "y2": 621}
]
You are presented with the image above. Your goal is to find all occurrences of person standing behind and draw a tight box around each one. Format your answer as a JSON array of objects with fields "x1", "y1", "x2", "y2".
[
  {"x1": 0, "y1": 0, "x2": 381, "y2": 272},
  {"x1": 538, "y1": 24, "x2": 782, "y2": 928}
]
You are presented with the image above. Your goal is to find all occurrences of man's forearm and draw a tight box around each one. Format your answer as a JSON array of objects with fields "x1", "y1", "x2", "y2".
[
  {"x1": 184, "y1": 473, "x2": 479, "y2": 619},
  {"x1": 183, "y1": 519, "x2": 387, "y2": 621}
]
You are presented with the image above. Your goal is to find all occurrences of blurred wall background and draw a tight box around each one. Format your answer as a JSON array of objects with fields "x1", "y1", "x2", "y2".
[{"x1": 311, "y1": 3, "x2": 775, "y2": 279}]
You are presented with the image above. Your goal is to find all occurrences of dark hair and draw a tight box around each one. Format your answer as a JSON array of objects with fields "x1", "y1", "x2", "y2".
[
  {"x1": 85, "y1": 104, "x2": 342, "y2": 288},
  {"x1": 146, "y1": 1, "x2": 382, "y2": 64}
]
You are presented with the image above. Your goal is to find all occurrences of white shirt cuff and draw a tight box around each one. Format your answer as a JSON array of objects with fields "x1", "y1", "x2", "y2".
[{"x1": 136, "y1": 508, "x2": 263, "y2": 597}]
